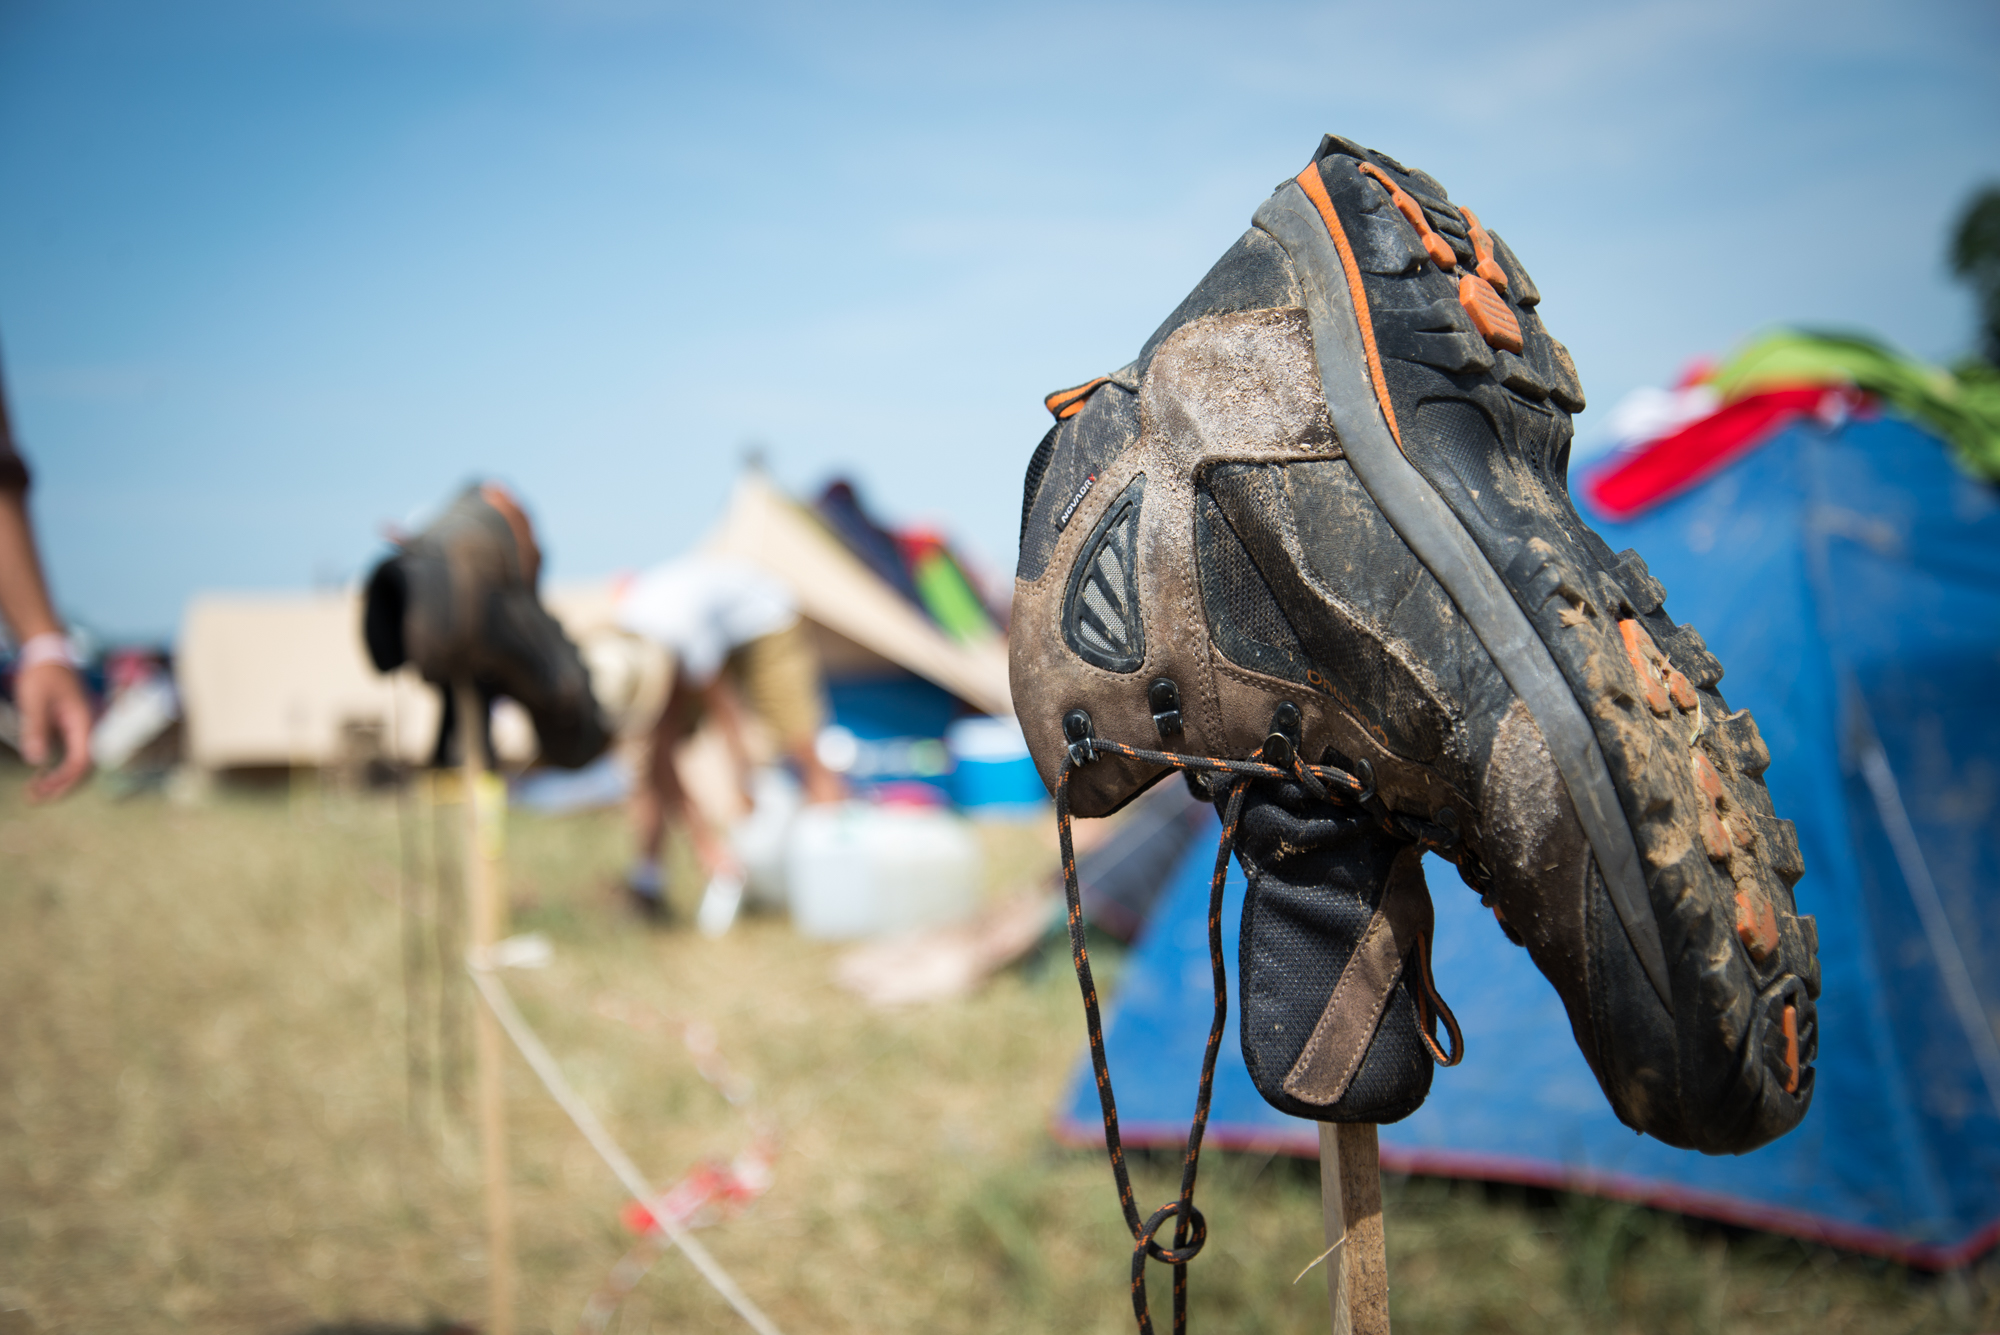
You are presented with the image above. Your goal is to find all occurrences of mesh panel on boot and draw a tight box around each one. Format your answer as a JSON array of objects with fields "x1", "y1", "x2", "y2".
[
  {"x1": 1194, "y1": 490, "x2": 1314, "y2": 686},
  {"x1": 1414, "y1": 398, "x2": 1504, "y2": 504},
  {"x1": 1020, "y1": 425, "x2": 1059, "y2": 545},
  {"x1": 1063, "y1": 477, "x2": 1146, "y2": 673},
  {"x1": 1206, "y1": 462, "x2": 1450, "y2": 763}
]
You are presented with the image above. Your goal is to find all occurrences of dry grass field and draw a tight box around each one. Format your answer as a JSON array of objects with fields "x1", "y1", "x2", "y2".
[{"x1": 2, "y1": 765, "x2": 1994, "y2": 1334}]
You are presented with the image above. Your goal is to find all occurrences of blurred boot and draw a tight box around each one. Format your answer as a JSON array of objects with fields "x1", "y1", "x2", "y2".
[{"x1": 364, "y1": 483, "x2": 609, "y2": 770}]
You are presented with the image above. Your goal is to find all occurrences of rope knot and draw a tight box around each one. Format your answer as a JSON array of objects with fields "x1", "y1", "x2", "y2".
[{"x1": 1136, "y1": 1200, "x2": 1208, "y2": 1266}]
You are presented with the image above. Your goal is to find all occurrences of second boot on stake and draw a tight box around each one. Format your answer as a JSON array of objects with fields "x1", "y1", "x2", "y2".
[{"x1": 364, "y1": 483, "x2": 610, "y2": 771}]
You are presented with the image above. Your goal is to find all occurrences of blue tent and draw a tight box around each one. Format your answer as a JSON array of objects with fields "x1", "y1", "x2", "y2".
[{"x1": 1056, "y1": 412, "x2": 2000, "y2": 1266}]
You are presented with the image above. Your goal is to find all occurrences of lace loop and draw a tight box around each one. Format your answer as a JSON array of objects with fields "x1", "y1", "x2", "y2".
[{"x1": 1057, "y1": 726, "x2": 1463, "y2": 1333}]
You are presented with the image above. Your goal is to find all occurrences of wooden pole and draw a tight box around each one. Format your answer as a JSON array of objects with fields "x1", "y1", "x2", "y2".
[
  {"x1": 457, "y1": 682, "x2": 515, "y2": 1335},
  {"x1": 1319, "y1": 1122, "x2": 1390, "y2": 1335}
]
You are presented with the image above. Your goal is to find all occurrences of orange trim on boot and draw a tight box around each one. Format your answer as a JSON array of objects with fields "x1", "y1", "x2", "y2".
[
  {"x1": 479, "y1": 482, "x2": 542, "y2": 586},
  {"x1": 1294, "y1": 162, "x2": 1403, "y2": 449},
  {"x1": 1044, "y1": 376, "x2": 1111, "y2": 421}
]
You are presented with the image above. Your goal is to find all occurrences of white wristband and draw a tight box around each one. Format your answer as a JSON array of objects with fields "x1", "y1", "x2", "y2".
[{"x1": 16, "y1": 632, "x2": 79, "y2": 672}]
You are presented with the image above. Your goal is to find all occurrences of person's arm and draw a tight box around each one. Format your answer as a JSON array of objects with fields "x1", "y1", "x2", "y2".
[{"x1": 0, "y1": 488, "x2": 91, "y2": 800}]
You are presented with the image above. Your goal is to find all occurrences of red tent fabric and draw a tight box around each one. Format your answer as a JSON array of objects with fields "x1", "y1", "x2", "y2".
[{"x1": 1583, "y1": 386, "x2": 1866, "y2": 520}]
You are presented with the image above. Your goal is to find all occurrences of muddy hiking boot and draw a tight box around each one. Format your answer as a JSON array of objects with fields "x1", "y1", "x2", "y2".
[
  {"x1": 1013, "y1": 134, "x2": 1817, "y2": 1155},
  {"x1": 364, "y1": 484, "x2": 610, "y2": 770}
]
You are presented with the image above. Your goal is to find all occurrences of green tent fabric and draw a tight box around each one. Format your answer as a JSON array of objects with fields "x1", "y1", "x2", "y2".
[
  {"x1": 1711, "y1": 329, "x2": 2000, "y2": 480},
  {"x1": 909, "y1": 544, "x2": 998, "y2": 645}
]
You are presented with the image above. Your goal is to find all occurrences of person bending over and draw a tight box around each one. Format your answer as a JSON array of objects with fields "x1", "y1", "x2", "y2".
[{"x1": 615, "y1": 554, "x2": 843, "y2": 920}]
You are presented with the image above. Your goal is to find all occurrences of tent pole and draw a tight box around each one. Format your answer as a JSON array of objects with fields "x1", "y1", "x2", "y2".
[
  {"x1": 457, "y1": 681, "x2": 515, "y2": 1335},
  {"x1": 1319, "y1": 1122, "x2": 1389, "y2": 1334}
]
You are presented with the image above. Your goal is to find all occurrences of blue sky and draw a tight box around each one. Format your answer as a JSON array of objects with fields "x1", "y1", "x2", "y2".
[{"x1": 2, "y1": 0, "x2": 1996, "y2": 640}]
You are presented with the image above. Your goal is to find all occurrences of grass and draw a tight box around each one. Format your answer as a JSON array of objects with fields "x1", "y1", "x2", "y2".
[{"x1": 2, "y1": 767, "x2": 1995, "y2": 1334}]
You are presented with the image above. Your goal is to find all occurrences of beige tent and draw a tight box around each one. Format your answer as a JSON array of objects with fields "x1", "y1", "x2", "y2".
[
  {"x1": 178, "y1": 592, "x2": 440, "y2": 770},
  {"x1": 178, "y1": 585, "x2": 603, "y2": 771},
  {"x1": 175, "y1": 472, "x2": 1010, "y2": 771}
]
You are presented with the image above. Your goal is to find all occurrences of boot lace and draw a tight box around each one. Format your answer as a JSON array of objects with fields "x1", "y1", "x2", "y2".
[{"x1": 1054, "y1": 721, "x2": 1462, "y2": 1334}]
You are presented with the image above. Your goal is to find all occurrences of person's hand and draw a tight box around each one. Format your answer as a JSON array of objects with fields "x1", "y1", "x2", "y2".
[{"x1": 16, "y1": 659, "x2": 92, "y2": 801}]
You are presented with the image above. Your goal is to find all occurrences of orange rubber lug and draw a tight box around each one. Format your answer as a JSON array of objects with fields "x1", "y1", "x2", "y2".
[
  {"x1": 1357, "y1": 161, "x2": 1457, "y2": 271},
  {"x1": 1667, "y1": 669, "x2": 1699, "y2": 713},
  {"x1": 1618, "y1": 619, "x2": 1673, "y2": 715},
  {"x1": 1781, "y1": 1004, "x2": 1801, "y2": 1093},
  {"x1": 1618, "y1": 618, "x2": 1649, "y2": 664},
  {"x1": 1701, "y1": 809, "x2": 1732, "y2": 862},
  {"x1": 1735, "y1": 888, "x2": 1779, "y2": 962},
  {"x1": 1460, "y1": 205, "x2": 1510, "y2": 290},
  {"x1": 1458, "y1": 274, "x2": 1524, "y2": 354},
  {"x1": 1691, "y1": 752, "x2": 1727, "y2": 805}
]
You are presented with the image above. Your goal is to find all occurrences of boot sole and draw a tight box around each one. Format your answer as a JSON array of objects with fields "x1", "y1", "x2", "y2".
[{"x1": 1252, "y1": 156, "x2": 1809, "y2": 1071}]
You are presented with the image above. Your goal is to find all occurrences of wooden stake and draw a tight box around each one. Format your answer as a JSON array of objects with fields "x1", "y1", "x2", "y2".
[
  {"x1": 1319, "y1": 1122, "x2": 1390, "y2": 1335},
  {"x1": 457, "y1": 682, "x2": 515, "y2": 1335}
]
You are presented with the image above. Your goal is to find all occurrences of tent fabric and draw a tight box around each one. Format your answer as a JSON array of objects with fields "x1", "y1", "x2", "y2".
[
  {"x1": 1585, "y1": 332, "x2": 2000, "y2": 522},
  {"x1": 703, "y1": 473, "x2": 1013, "y2": 718},
  {"x1": 814, "y1": 480, "x2": 926, "y2": 608},
  {"x1": 1582, "y1": 386, "x2": 1856, "y2": 520},
  {"x1": 898, "y1": 530, "x2": 1001, "y2": 645},
  {"x1": 178, "y1": 592, "x2": 442, "y2": 768},
  {"x1": 1710, "y1": 331, "x2": 2000, "y2": 480},
  {"x1": 1058, "y1": 412, "x2": 2000, "y2": 1267},
  {"x1": 1074, "y1": 779, "x2": 1209, "y2": 943}
]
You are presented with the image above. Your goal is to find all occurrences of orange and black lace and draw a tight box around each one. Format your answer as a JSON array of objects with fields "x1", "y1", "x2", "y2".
[{"x1": 1055, "y1": 731, "x2": 1461, "y2": 1334}]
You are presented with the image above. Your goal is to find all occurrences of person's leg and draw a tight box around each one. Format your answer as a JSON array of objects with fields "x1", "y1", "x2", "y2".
[
  {"x1": 733, "y1": 620, "x2": 845, "y2": 804},
  {"x1": 627, "y1": 678, "x2": 704, "y2": 912}
]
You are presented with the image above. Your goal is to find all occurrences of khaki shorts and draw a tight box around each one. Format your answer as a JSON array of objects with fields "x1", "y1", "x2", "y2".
[{"x1": 723, "y1": 619, "x2": 826, "y2": 752}]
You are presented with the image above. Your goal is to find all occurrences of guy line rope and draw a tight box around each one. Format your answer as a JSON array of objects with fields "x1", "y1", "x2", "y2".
[{"x1": 465, "y1": 955, "x2": 787, "y2": 1335}]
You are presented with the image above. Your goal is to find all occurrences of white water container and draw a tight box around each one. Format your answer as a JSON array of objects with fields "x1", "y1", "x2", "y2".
[{"x1": 785, "y1": 801, "x2": 981, "y2": 939}]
